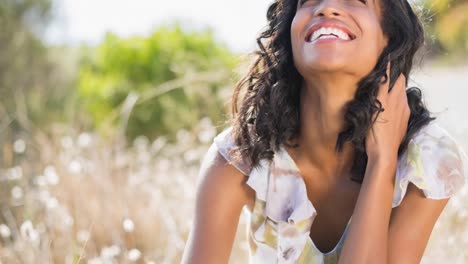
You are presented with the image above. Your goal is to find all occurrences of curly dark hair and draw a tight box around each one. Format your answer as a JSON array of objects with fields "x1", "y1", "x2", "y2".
[{"x1": 227, "y1": 0, "x2": 435, "y2": 183}]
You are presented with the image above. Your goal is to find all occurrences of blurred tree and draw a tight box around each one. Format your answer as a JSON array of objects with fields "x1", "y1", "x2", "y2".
[
  {"x1": 0, "y1": 0, "x2": 76, "y2": 168},
  {"x1": 78, "y1": 22, "x2": 240, "y2": 142},
  {"x1": 420, "y1": 0, "x2": 468, "y2": 59},
  {"x1": 0, "y1": 0, "x2": 70, "y2": 128},
  {"x1": 0, "y1": 1, "x2": 78, "y2": 246}
]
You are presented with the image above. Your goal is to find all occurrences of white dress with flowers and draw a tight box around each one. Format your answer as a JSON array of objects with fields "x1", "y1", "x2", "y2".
[{"x1": 212, "y1": 121, "x2": 468, "y2": 264}]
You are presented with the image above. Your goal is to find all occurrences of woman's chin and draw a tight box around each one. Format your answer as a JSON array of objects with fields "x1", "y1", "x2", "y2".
[{"x1": 305, "y1": 59, "x2": 348, "y2": 72}]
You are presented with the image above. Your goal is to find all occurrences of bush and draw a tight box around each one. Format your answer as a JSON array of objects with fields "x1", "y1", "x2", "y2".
[
  {"x1": 421, "y1": 0, "x2": 468, "y2": 59},
  {"x1": 78, "y1": 22, "x2": 240, "y2": 142}
]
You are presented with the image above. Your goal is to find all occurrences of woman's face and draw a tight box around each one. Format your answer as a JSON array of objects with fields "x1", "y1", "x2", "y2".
[{"x1": 291, "y1": 0, "x2": 388, "y2": 80}]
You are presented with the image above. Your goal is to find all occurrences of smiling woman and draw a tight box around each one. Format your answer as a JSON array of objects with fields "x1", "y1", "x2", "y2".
[{"x1": 181, "y1": 0, "x2": 468, "y2": 263}]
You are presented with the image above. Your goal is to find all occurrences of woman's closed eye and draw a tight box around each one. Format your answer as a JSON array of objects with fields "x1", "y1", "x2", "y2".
[
  {"x1": 299, "y1": 0, "x2": 367, "y2": 7},
  {"x1": 299, "y1": 0, "x2": 320, "y2": 6},
  {"x1": 349, "y1": 0, "x2": 368, "y2": 5},
  {"x1": 299, "y1": 0, "x2": 311, "y2": 5}
]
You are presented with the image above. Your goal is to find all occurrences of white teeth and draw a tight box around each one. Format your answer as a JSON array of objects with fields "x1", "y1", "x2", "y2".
[{"x1": 309, "y1": 27, "x2": 351, "y2": 42}]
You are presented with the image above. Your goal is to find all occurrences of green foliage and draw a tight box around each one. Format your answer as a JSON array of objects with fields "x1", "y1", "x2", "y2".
[
  {"x1": 420, "y1": 0, "x2": 468, "y2": 58},
  {"x1": 434, "y1": 2, "x2": 468, "y2": 55},
  {"x1": 78, "y1": 22, "x2": 239, "y2": 142}
]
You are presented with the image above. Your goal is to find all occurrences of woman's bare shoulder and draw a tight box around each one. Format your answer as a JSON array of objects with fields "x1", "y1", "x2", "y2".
[
  {"x1": 181, "y1": 143, "x2": 254, "y2": 263},
  {"x1": 196, "y1": 142, "x2": 254, "y2": 210}
]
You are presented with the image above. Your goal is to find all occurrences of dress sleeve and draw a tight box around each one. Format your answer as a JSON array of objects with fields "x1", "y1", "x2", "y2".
[
  {"x1": 212, "y1": 126, "x2": 252, "y2": 176},
  {"x1": 393, "y1": 122, "x2": 468, "y2": 207}
]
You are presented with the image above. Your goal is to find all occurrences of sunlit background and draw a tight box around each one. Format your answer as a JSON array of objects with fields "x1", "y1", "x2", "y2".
[{"x1": 0, "y1": 0, "x2": 467, "y2": 263}]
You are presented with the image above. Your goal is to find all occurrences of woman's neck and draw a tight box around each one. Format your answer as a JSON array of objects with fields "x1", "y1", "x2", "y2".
[{"x1": 293, "y1": 73, "x2": 359, "y2": 178}]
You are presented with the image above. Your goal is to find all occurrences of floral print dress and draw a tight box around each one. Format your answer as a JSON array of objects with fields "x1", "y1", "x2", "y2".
[{"x1": 212, "y1": 121, "x2": 468, "y2": 264}]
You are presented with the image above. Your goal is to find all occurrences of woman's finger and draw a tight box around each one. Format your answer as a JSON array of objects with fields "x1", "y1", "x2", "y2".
[
  {"x1": 390, "y1": 73, "x2": 407, "y2": 101},
  {"x1": 394, "y1": 73, "x2": 406, "y2": 92}
]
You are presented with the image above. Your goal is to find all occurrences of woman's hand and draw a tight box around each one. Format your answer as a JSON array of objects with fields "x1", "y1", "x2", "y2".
[{"x1": 365, "y1": 62, "x2": 410, "y2": 165}]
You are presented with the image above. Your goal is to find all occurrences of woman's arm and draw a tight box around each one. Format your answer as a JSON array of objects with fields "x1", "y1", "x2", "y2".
[
  {"x1": 181, "y1": 143, "x2": 253, "y2": 264},
  {"x1": 338, "y1": 62, "x2": 407, "y2": 263},
  {"x1": 338, "y1": 63, "x2": 451, "y2": 263},
  {"x1": 338, "y1": 157, "x2": 396, "y2": 263},
  {"x1": 339, "y1": 158, "x2": 450, "y2": 264}
]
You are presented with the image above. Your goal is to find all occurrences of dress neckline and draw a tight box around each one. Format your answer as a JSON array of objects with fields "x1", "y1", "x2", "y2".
[{"x1": 278, "y1": 144, "x2": 353, "y2": 255}]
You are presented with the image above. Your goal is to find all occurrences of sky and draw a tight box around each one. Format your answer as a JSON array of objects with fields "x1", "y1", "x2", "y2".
[{"x1": 46, "y1": 0, "x2": 273, "y2": 53}]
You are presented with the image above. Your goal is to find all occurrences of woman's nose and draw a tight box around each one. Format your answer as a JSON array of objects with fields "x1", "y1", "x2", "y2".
[{"x1": 313, "y1": 0, "x2": 343, "y2": 17}]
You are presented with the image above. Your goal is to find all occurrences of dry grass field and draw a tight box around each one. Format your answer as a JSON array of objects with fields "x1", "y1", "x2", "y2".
[{"x1": 0, "y1": 63, "x2": 467, "y2": 263}]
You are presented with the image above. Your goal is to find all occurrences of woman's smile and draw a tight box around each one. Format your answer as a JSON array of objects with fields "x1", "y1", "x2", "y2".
[
  {"x1": 307, "y1": 34, "x2": 354, "y2": 45},
  {"x1": 305, "y1": 22, "x2": 356, "y2": 42},
  {"x1": 291, "y1": 0, "x2": 388, "y2": 77}
]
